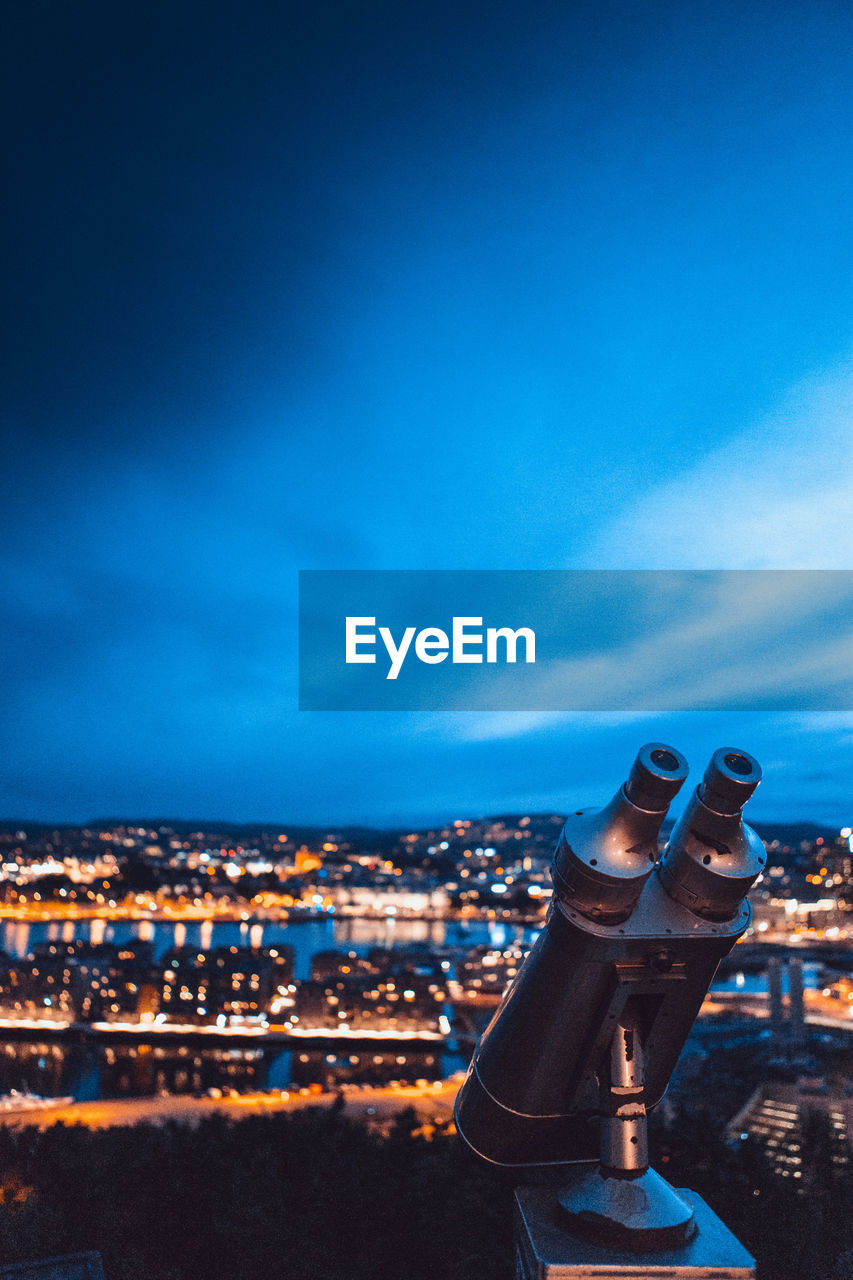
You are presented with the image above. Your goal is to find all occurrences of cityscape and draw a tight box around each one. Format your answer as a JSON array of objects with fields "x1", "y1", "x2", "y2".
[
  {"x1": 0, "y1": 811, "x2": 850, "y2": 1127},
  {"x1": 0, "y1": 802, "x2": 850, "y2": 1277}
]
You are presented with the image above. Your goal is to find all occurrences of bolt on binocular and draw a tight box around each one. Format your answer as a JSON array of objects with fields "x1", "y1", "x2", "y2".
[{"x1": 454, "y1": 743, "x2": 765, "y2": 1172}]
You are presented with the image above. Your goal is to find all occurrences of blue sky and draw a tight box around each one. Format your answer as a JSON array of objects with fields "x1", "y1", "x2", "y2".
[{"x1": 3, "y1": 0, "x2": 853, "y2": 826}]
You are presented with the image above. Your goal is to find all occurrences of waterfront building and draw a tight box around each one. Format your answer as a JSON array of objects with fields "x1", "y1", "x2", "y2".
[
  {"x1": 454, "y1": 944, "x2": 528, "y2": 1001},
  {"x1": 159, "y1": 944, "x2": 294, "y2": 1023},
  {"x1": 727, "y1": 1080, "x2": 852, "y2": 1185}
]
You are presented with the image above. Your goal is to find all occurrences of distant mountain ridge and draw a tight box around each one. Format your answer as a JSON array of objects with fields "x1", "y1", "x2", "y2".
[{"x1": 0, "y1": 813, "x2": 842, "y2": 847}]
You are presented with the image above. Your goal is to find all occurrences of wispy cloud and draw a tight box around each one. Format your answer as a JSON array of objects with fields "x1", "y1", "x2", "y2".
[
  {"x1": 444, "y1": 571, "x2": 853, "y2": 718},
  {"x1": 444, "y1": 710, "x2": 649, "y2": 743},
  {"x1": 586, "y1": 361, "x2": 853, "y2": 569}
]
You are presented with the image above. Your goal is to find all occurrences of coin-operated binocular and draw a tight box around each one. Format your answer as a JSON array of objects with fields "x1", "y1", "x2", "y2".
[{"x1": 454, "y1": 743, "x2": 764, "y2": 1250}]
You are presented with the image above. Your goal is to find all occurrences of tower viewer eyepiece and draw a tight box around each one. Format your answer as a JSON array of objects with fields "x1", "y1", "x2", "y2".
[
  {"x1": 624, "y1": 741, "x2": 690, "y2": 811},
  {"x1": 657, "y1": 746, "x2": 764, "y2": 922},
  {"x1": 700, "y1": 746, "x2": 762, "y2": 815},
  {"x1": 552, "y1": 742, "x2": 688, "y2": 924}
]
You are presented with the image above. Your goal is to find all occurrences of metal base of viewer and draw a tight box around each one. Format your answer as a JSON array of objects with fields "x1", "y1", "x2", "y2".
[
  {"x1": 514, "y1": 1186, "x2": 755, "y2": 1279},
  {"x1": 558, "y1": 1167, "x2": 696, "y2": 1251}
]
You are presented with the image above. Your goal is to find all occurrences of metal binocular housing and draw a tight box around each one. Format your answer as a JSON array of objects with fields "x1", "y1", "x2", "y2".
[{"x1": 454, "y1": 742, "x2": 765, "y2": 1172}]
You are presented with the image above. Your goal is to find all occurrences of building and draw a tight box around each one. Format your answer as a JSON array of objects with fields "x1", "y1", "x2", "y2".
[
  {"x1": 158, "y1": 944, "x2": 294, "y2": 1023},
  {"x1": 727, "y1": 1080, "x2": 852, "y2": 1185}
]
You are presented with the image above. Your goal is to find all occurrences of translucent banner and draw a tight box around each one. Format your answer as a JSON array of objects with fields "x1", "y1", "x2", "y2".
[{"x1": 298, "y1": 570, "x2": 853, "y2": 711}]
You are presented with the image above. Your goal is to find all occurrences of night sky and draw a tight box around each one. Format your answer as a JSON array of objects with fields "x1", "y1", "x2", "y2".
[{"x1": 3, "y1": 0, "x2": 853, "y2": 827}]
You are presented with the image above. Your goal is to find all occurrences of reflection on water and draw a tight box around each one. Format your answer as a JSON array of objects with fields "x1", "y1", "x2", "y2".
[
  {"x1": 101, "y1": 1044, "x2": 269, "y2": 1098},
  {"x1": 291, "y1": 1050, "x2": 441, "y2": 1089},
  {"x1": 335, "y1": 917, "x2": 436, "y2": 947},
  {"x1": 0, "y1": 916, "x2": 539, "y2": 980},
  {"x1": 711, "y1": 961, "x2": 822, "y2": 994},
  {"x1": 0, "y1": 1038, "x2": 463, "y2": 1101},
  {"x1": 0, "y1": 915, "x2": 540, "y2": 1100},
  {"x1": 0, "y1": 1038, "x2": 272, "y2": 1100},
  {"x1": 11, "y1": 923, "x2": 30, "y2": 959},
  {"x1": 0, "y1": 1041, "x2": 67, "y2": 1098}
]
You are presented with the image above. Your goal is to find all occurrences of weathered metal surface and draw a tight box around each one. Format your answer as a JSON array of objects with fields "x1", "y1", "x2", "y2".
[
  {"x1": 514, "y1": 1187, "x2": 755, "y2": 1279},
  {"x1": 455, "y1": 744, "x2": 764, "y2": 1169}
]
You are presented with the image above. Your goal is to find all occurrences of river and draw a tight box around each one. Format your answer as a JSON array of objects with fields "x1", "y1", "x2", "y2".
[
  {"x1": 0, "y1": 918, "x2": 835, "y2": 1102},
  {"x1": 0, "y1": 915, "x2": 541, "y2": 976}
]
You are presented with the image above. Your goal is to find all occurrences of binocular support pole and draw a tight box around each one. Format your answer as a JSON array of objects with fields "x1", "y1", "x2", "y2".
[{"x1": 558, "y1": 1009, "x2": 696, "y2": 1251}]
